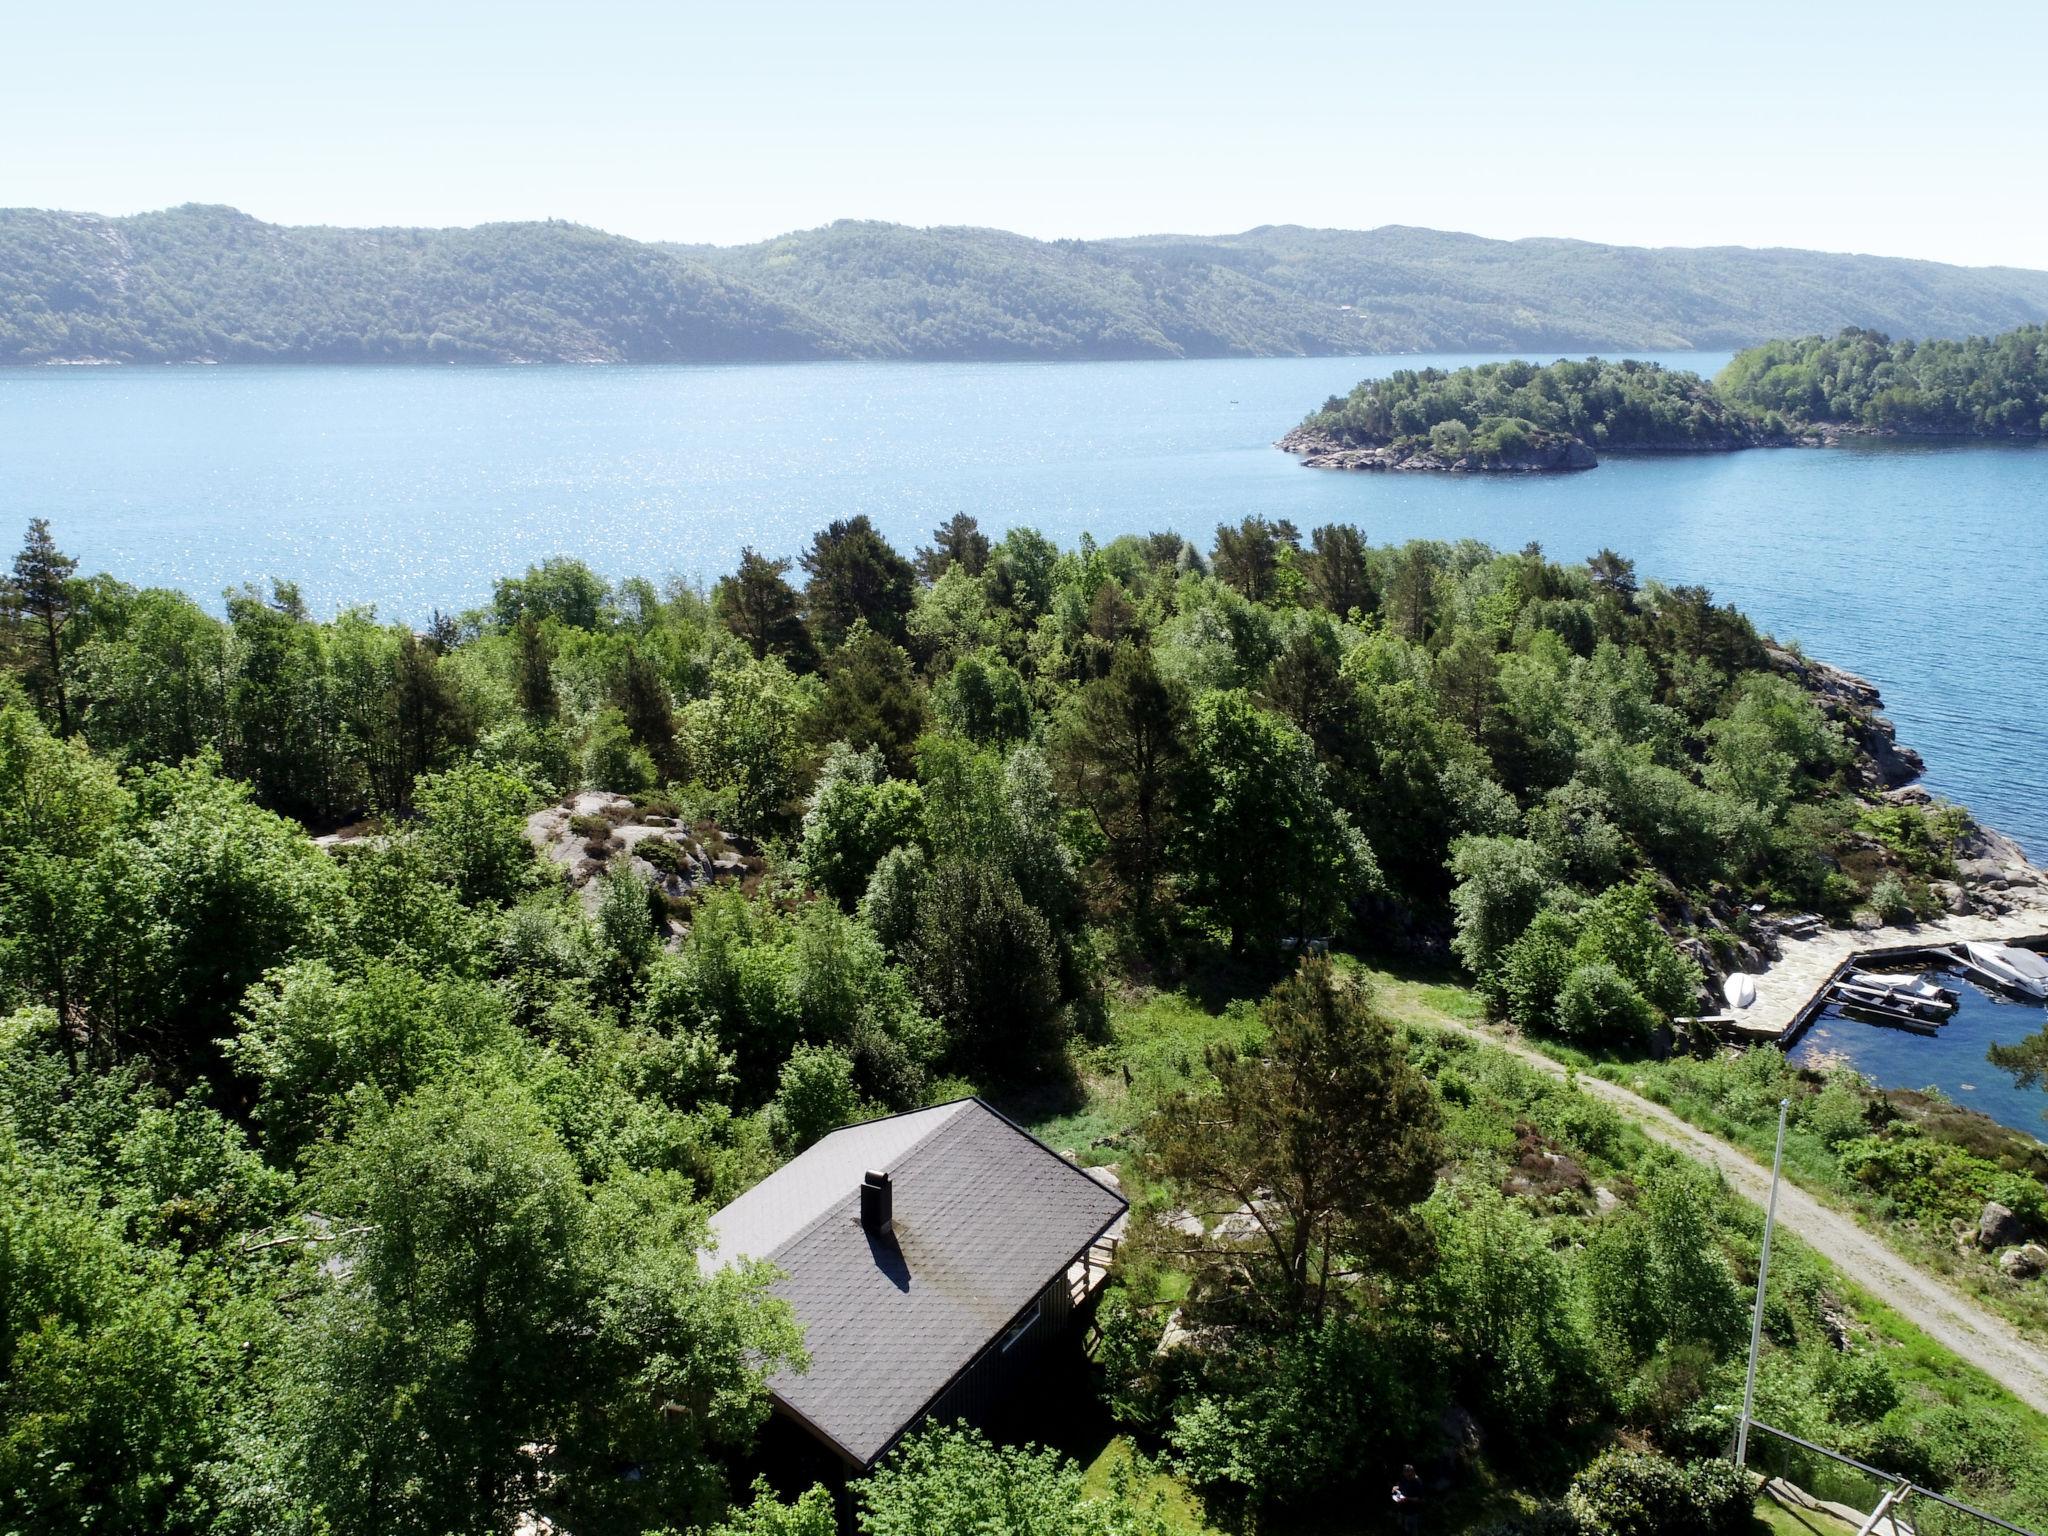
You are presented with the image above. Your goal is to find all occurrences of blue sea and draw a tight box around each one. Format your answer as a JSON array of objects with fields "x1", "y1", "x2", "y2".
[{"x1": 5, "y1": 353, "x2": 2046, "y2": 1131}]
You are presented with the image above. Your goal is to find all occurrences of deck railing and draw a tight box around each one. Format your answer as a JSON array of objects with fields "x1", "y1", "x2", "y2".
[{"x1": 1743, "y1": 1417, "x2": 2042, "y2": 1536}]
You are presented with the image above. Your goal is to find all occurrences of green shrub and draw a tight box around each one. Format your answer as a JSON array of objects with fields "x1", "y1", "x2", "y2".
[
  {"x1": 934, "y1": 650, "x2": 1034, "y2": 745},
  {"x1": 636, "y1": 835, "x2": 695, "y2": 877},
  {"x1": 772, "y1": 1045, "x2": 860, "y2": 1152},
  {"x1": 1555, "y1": 962, "x2": 1656, "y2": 1046},
  {"x1": 1868, "y1": 874, "x2": 1912, "y2": 923},
  {"x1": 705, "y1": 1478, "x2": 837, "y2": 1536},
  {"x1": 1837, "y1": 1134, "x2": 2046, "y2": 1227},
  {"x1": 1501, "y1": 910, "x2": 1578, "y2": 1034},
  {"x1": 1816, "y1": 1346, "x2": 1900, "y2": 1425},
  {"x1": 1430, "y1": 419, "x2": 1473, "y2": 455},
  {"x1": 801, "y1": 741, "x2": 925, "y2": 909},
  {"x1": 1802, "y1": 1073, "x2": 1869, "y2": 1150},
  {"x1": 1566, "y1": 1448, "x2": 1747, "y2": 1536},
  {"x1": 582, "y1": 708, "x2": 655, "y2": 793},
  {"x1": 1475, "y1": 416, "x2": 1536, "y2": 457},
  {"x1": 1167, "y1": 1314, "x2": 1438, "y2": 1521},
  {"x1": 860, "y1": 1423, "x2": 1171, "y2": 1536}
]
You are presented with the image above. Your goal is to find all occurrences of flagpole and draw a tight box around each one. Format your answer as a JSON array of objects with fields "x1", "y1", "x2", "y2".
[{"x1": 1736, "y1": 1097, "x2": 1790, "y2": 1469}]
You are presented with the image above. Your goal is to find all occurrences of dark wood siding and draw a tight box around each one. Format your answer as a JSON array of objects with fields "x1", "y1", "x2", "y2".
[{"x1": 916, "y1": 1272, "x2": 1071, "y2": 1436}]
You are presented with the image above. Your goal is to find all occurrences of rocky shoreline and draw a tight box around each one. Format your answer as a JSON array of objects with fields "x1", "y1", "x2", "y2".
[
  {"x1": 1276, "y1": 422, "x2": 1809, "y2": 474},
  {"x1": 1276, "y1": 424, "x2": 1598, "y2": 473},
  {"x1": 1667, "y1": 650, "x2": 2045, "y2": 1009},
  {"x1": 1276, "y1": 416, "x2": 2039, "y2": 474}
]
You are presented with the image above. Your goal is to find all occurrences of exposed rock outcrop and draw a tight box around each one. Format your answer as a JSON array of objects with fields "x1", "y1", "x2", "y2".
[
  {"x1": 1766, "y1": 648, "x2": 1925, "y2": 790},
  {"x1": 2000, "y1": 1243, "x2": 2048, "y2": 1281},
  {"x1": 524, "y1": 790, "x2": 747, "y2": 915},
  {"x1": 1277, "y1": 424, "x2": 1597, "y2": 473},
  {"x1": 1979, "y1": 1200, "x2": 2023, "y2": 1250}
]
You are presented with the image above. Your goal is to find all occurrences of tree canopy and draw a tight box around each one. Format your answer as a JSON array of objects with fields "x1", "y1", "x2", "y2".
[
  {"x1": 1720, "y1": 324, "x2": 2048, "y2": 436},
  {"x1": 0, "y1": 510, "x2": 2020, "y2": 1534}
]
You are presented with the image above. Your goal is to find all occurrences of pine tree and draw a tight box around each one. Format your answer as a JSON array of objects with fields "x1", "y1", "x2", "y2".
[
  {"x1": 1586, "y1": 547, "x2": 1638, "y2": 602},
  {"x1": 513, "y1": 614, "x2": 558, "y2": 720},
  {"x1": 617, "y1": 645, "x2": 680, "y2": 780},
  {"x1": 1210, "y1": 516, "x2": 1300, "y2": 603},
  {"x1": 800, "y1": 517, "x2": 916, "y2": 648},
  {"x1": 385, "y1": 631, "x2": 472, "y2": 815},
  {"x1": 1050, "y1": 644, "x2": 1186, "y2": 926},
  {"x1": 1302, "y1": 523, "x2": 1374, "y2": 618},
  {"x1": 1144, "y1": 959, "x2": 1443, "y2": 1325},
  {"x1": 7, "y1": 519, "x2": 79, "y2": 734},
  {"x1": 814, "y1": 623, "x2": 926, "y2": 777},
  {"x1": 714, "y1": 548, "x2": 815, "y2": 667},
  {"x1": 914, "y1": 512, "x2": 992, "y2": 581}
]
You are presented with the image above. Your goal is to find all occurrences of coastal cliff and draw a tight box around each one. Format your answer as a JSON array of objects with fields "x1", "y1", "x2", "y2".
[{"x1": 1768, "y1": 647, "x2": 1927, "y2": 791}]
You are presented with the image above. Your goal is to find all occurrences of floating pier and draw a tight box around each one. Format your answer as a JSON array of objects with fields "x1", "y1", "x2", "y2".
[
  {"x1": 1830, "y1": 1000, "x2": 1942, "y2": 1035},
  {"x1": 1701, "y1": 893, "x2": 2048, "y2": 1051}
]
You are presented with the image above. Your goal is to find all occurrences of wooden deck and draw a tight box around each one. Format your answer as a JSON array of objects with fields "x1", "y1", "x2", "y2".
[{"x1": 1067, "y1": 1214, "x2": 1127, "y2": 1306}]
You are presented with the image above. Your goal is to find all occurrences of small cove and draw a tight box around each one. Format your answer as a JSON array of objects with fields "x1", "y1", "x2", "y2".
[{"x1": 1792, "y1": 970, "x2": 2048, "y2": 1138}]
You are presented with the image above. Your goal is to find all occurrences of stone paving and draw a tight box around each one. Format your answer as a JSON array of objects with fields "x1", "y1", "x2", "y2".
[{"x1": 1738, "y1": 887, "x2": 2048, "y2": 1041}]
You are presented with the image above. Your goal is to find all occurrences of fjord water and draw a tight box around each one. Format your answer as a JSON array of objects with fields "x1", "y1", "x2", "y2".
[
  {"x1": 10, "y1": 353, "x2": 2046, "y2": 847},
  {"x1": 6, "y1": 354, "x2": 2048, "y2": 1127}
]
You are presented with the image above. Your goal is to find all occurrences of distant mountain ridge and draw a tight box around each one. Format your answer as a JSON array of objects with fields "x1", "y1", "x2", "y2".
[{"x1": 6, "y1": 203, "x2": 2048, "y2": 366}]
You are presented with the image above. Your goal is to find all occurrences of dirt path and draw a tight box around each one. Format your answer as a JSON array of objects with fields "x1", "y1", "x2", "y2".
[{"x1": 1430, "y1": 1017, "x2": 2048, "y2": 1417}]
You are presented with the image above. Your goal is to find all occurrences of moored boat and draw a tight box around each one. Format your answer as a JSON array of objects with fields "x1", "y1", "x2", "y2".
[{"x1": 1960, "y1": 942, "x2": 2048, "y2": 1001}]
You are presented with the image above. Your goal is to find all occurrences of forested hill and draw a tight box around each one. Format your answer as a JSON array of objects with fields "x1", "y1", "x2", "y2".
[
  {"x1": 8, "y1": 203, "x2": 2048, "y2": 364},
  {"x1": 0, "y1": 204, "x2": 839, "y2": 365}
]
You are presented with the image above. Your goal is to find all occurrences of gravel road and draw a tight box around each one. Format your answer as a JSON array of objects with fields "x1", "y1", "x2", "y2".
[{"x1": 1435, "y1": 1020, "x2": 2048, "y2": 1417}]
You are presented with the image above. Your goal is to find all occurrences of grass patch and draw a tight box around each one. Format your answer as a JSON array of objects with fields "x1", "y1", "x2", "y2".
[
  {"x1": 1752, "y1": 1495, "x2": 1860, "y2": 1536},
  {"x1": 998, "y1": 986, "x2": 1263, "y2": 1160},
  {"x1": 1079, "y1": 1437, "x2": 1218, "y2": 1533}
]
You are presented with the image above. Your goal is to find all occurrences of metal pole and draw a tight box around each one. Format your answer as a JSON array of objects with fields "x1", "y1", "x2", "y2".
[
  {"x1": 1736, "y1": 1097, "x2": 1790, "y2": 1469},
  {"x1": 1856, "y1": 1481, "x2": 1911, "y2": 1536}
]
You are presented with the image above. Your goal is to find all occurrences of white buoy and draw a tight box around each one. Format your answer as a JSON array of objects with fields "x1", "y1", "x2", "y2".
[{"x1": 1723, "y1": 972, "x2": 1758, "y2": 1010}]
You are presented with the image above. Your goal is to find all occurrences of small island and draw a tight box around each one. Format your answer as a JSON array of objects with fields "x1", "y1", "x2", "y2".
[
  {"x1": 1281, "y1": 356, "x2": 1781, "y2": 473},
  {"x1": 1285, "y1": 324, "x2": 2048, "y2": 473}
]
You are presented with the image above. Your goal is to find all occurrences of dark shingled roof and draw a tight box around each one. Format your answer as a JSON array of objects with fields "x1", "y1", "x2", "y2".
[{"x1": 706, "y1": 1098, "x2": 1127, "y2": 1467}]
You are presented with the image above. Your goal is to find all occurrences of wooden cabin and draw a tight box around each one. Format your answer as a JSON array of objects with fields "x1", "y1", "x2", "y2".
[{"x1": 704, "y1": 1097, "x2": 1128, "y2": 1472}]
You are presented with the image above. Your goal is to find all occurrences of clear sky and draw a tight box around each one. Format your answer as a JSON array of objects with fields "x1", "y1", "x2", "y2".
[{"x1": 8, "y1": 0, "x2": 2045, "y2": 268}]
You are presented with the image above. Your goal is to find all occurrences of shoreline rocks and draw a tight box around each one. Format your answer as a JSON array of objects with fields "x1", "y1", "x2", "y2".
[
  {"x1": 1766, "y1": 647, "x2": 1926, "y2": 790},
  {"x1": 1276, "y1": 424, "x2": 1598, "y2": 473},
  {"x1": 1276, "y1": 422, "x2": 1801, "y2": 474}
]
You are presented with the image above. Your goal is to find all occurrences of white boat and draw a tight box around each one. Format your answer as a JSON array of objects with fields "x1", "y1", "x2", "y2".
[
  {"x1": 1845, "y1": 970, "x2": 1958, "y2": 1006},
  {"x1": 1722, "y1": 972, "x2": 1757, "y2": 1010},
  {"x1": 1829, "y1": 978, "x2": 1953, "y2": 1021},
  {"x1": 1961, "y1": 942, "x2": 2048, "y2": 1000}
]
